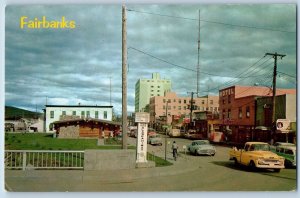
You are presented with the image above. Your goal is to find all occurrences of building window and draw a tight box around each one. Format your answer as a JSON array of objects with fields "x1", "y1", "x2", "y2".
[
  {"x1": 238, "y1": 107, "x2": 242, "y2": 119},
  {"x1": 50, "y1": 111, "x2": 54, "y2": 118},
  {"x1": 202, "y1": 100, "x2": 205, "y2": 104},
  {"x1": 151, "y1": 86, "x2": 154, "y2": 88},
  {"x1": 228, "y1": 109, "x2": 231, "y2": 118},
  {"x1": 168, "y1": 106, "x2": 171, "y2": 110},
  {"x1": 246, "y1": 106, "x2": 250, "y2": 118},
  {"x1": 81, "y1": 111, "x2": 85, "y2": 118},
  {"x1": 184, "y1": 100, "x2": 186, "y2": 104},
  {"x1": 163, "y1": 99, "x2": 166, "y2": 103},
  {"x1": 223, "y1": 99, "x2": 225, "y2": 104},
  {"x1": 210, "y1": 100, "x2": 213, "y2": 105},
  {"x1": 173, "y1": 99, "x2": 176, "y2": 102},
  {"x1": 62, "y1": 111, "x2": 66, "y2": 116},
  {"x1": 173, "y1": 106, "x2": 176, "y2": 110},
  {"x1": 151, "y1": 90, "x2": 154, "y2": 92},
  {"x1": 72, "y1": 111, "x2": 76, "y2": 116},
  {"x1": 86, "y1": 111, "x2": 90, "y2": 118},
  {"x1": 179, "y1": 100, "x2": 181, "y2": 104},
  {"x1": 157, "y1": 86, "x2": 160, "y2": 88},
  {"x1": 168, "y1": 99, "x2": 171, "y2": 103},
  {"x1": 222, "y1": 110, "x2": 225, "y2": 119},
  {"x1": 210, "y1": 107, "x2": 213, "y2": 111},
  {"x1": 214, "y1": 107, "x2": 218, "y2": 112},
  {"x1": 104, "y1": 111, "x2": 107, "y2": 119},
  {"x1": 178, "y1": 106, "x2": 181, "y2": 110},
  {"x1": 95, "y1": 111, "x2": 99, "y2": 118},
  {"x1": 184, "y1": 106, "x2": 186, "y2": 110},
  {"x1": 163, "y1": 105, "x2": 166, "y2": 110},
  {"x1": 228, "y1": 95, "x2": 231, "y2": 104}
]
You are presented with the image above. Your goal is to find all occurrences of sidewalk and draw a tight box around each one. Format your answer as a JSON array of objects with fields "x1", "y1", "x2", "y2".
[{"x1": 5, "y1": 155, "x2": 198, "y2": 192}]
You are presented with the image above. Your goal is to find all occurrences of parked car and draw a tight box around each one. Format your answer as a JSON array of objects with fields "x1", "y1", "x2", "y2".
[
  {"x1": 147, "y1": 134, "x2": 162, "y2": 146},
  {"x1": 168, "y1": 128, "x2": 181, "y2": 137},
  {"x1": 273, "y1": 145, "x2": 296, "y2": 168},
  {"x1": 273, "y1": 142, "x2": 296, "y2": 147},
  {"x1": 148, "y1": 128, "x2": 157, "y2": 136},
  {"x1": 189, "y1": 133, "x2": 204, "y2": 140},
  {"x1": 129, "y1": 129, "x2": 138, "y2": 138},
  {"x1": 187, "y1": 140, "x2": 216, "y2": 156},
  {"x1": 184, "y1": 129, "x2": 196, "y2": 139}
]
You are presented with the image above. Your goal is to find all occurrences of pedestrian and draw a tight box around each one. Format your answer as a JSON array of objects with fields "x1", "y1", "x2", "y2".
[{"x1": 172, "y1": 141, "x2": 178, "y2": 160}]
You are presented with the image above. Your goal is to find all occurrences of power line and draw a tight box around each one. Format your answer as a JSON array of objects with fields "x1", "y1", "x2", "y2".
[
  {"x1": 127, "y1": 9, "x2": 295, "y2": 33},
  {"x1": 128, "y1": 46, "x2": 195, "y2": 72},
  {"x1": 128, "y1": 46, "x2": 274, "y2": 79},
  {"x1": 277, "y1": 71, "x2": 296, "y2": 78},
  {"x1": 208, "y1": 57, "x2": 273, "y2": 92}
]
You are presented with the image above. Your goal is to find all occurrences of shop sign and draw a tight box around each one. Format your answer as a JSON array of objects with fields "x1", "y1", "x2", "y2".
[{"x1": 276, "y1": 119, "x2": 290, "y2": 132}]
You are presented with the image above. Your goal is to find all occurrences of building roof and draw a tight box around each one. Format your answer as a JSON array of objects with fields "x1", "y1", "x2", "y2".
[
  {"x1": 45, "y1": 105, "x2": 113, "y2": 108},
  {"x1": 222, "y1": 85, "x2": 296, "y2": 99},
  {"x1": 53, "y1": 118, "x2": 121, "y2": 126}
]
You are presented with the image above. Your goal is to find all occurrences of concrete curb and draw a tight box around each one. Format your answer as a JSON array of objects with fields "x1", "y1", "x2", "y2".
[{"x1": 5, "y1": 160, "x2": 199, "y2": 185}]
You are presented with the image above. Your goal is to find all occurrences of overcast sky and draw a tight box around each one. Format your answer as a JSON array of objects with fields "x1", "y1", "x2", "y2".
[{"x1": 5, "y1": 4, "x2": 296, "y2": 115}]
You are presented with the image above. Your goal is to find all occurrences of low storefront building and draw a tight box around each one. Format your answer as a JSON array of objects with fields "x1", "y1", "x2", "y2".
[{"x1": 53, "y1": 117, "x2": 121, "y2": 139}]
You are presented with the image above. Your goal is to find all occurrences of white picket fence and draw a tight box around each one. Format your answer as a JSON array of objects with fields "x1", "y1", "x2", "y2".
[{"x1": 5, "y1": 150, "x2": 84, "y2": 170}]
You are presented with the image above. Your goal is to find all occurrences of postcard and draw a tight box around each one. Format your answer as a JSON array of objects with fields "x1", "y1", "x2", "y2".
[{"x1": 3, "y1": 2, "x2": 297, "y2": 193}]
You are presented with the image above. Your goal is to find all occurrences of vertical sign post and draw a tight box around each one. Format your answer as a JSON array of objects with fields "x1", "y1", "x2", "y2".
[{"x1": 135, "y1": 112, "x2": 150, "y2": 164}]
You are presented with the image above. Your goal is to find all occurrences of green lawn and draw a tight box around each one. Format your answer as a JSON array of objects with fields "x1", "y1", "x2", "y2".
[
  {"x1": 5, "y1": 133, "x2": 172, "y2": 167},
  {"x1": 5, "y1": 133, "x2": 134, "y2": 150},
  {"x1": 147, "y1": 152, "x2": 173, "y2": 167}
]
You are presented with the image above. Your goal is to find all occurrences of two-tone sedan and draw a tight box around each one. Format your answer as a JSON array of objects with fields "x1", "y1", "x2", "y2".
[{"x1": 187, "y1": 140, "x2": 216, "y2": 156}]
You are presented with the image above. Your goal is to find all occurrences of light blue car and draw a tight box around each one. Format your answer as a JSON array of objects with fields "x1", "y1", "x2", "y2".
[{"x1": 187, "y1": 140, "x2": 216, "y2": 156}]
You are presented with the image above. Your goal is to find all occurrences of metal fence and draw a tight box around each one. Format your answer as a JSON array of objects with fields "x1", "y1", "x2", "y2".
[{"x1": 5, "y1": 150, "x2": 84, "y2": 170}]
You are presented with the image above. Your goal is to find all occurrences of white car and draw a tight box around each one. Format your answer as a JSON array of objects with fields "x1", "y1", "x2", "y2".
[{"x1": 187, "y1": 140, "x2": 216, "y2": 156}]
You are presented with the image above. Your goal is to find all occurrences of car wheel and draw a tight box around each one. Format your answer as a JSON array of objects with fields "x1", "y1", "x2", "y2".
[
  {"x1": 234, "y1": 158, "x2": 238, "y2": 165},
  {"x1": 249, "y1": 161, "x2": 256, "y2": 171},
  {"x1": 194, "y1": 150, "x2": 197, "y2": 156},
  {"x1": 211, "y1": 152, "x2": 215, "y2": 156}
]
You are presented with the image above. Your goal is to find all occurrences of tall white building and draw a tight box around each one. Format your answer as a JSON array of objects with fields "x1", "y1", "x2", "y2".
[
  {"x1": 135, "y1": 73, "x2": 171, "y2": 112},
  {"x1": 44, "y1": 105, "x2": 113, "y2": 132}
]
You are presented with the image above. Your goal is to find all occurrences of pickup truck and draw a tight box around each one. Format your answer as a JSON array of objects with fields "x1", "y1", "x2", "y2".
[{"x1": 229, "y1": 142, "x2": 285, "y2": 172}]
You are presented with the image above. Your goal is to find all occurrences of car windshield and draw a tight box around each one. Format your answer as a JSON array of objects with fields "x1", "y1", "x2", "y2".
[{"x1": 250, "y1": 144, "x2": 270, "y2": 151}]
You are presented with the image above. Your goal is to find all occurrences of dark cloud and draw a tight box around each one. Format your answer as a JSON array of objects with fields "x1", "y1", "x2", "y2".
[{"x1": 5, "y1": 4, "x2": 296, "y2": 114}]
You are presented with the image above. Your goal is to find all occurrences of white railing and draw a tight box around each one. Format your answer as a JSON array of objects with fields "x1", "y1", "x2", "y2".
[{"x1": 5, "y1": 150, "x2": 84, "y2": 170}]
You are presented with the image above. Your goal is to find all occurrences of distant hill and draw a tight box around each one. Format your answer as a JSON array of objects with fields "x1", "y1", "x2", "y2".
[{"x1": 5, "y1": 106, "x2": 43, "y2": 120}]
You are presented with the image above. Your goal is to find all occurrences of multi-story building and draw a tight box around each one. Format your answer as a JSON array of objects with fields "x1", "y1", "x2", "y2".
[
  {"x1": 219, "y1": 85, "x2": 296, "y2": 143},
  {"x1": 44, "y1": 105, "x2": 113, "y2": 132},
  {"x1": 135, "y1": 73, "x2": 171, "y2": 112},
  {"x1": 149, "y1": 92, "x2": 219, "y2": 125},
  {"x1": 256, "y1": 94, "x2": 296, "y2": 143}
]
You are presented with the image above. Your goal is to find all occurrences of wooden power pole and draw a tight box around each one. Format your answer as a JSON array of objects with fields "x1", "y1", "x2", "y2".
[
  {"x1": 122, "y1": 5, "x2": 128, "y2": 149},
  {"x1": 265, "y1": 52, "x2": 286, "y2": 144}
]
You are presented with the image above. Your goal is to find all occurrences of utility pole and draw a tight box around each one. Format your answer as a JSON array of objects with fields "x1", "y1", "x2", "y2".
[
  {"x1": 187, "y1": 92, "x2": 197, "y2": 128},
  {"x1": 196, "y1": 10, "x2": 201, "y2": 97},
  {"x1": 265, "y1": 52, "x2": 286, "y2": 144},
  {"x1": 164, "y1": 101, "x2": 169, "y2": 161},
  {"x1": 109, "y1": 76, "x2": 112, "y2": 106},
  {"x1": 122, "y1": 5, "x2": 128, "y2": 149}
]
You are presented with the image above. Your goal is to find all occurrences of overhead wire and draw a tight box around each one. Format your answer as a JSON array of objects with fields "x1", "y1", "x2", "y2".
[{"x1": 127, "y1": 9, "x2": 296, "y2": 34}]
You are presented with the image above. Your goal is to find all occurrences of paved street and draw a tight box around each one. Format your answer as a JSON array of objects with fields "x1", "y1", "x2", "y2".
[{"x1": 5, "y1": 136, "x2": 297, "y2": 192}]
